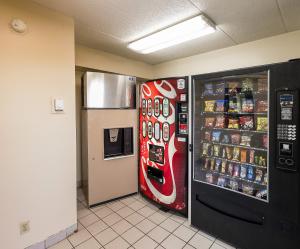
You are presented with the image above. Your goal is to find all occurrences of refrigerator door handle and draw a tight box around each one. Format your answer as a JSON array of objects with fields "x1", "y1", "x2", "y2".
[{"x1": 196, "y1": 195, "x2": 264, "y2": 225}]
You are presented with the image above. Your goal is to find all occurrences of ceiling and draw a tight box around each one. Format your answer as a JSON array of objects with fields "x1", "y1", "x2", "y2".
[{"x1": 33, "y1": 0, "x2": 300, "y2": 64}]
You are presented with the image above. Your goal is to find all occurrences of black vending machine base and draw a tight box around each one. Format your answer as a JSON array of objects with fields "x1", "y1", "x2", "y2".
[{"x1": 191, "y1": 60, "x2": 300, "y2": 249}]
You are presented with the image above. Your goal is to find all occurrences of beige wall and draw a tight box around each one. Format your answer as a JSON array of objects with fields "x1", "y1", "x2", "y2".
[
  {"x1": 0, "y1": 1, "x2": 76, "y2": 249},
  {"x1": 75, "y1": 45, "x2": 153, "y2": 79},
  {"x1": 153, "y1": 30, "x2": 300, "y2": 78}
]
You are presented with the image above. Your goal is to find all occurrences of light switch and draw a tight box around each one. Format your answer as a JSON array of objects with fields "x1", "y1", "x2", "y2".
[{"x1": 52, "y1": 97, "x2": 64, "y2": 113}]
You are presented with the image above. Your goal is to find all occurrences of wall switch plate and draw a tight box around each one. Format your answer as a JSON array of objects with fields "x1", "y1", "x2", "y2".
[
  {"x1": 51, "y1": 97, "x2": 65, "y2": 114},
  {"x1": 20, "y1": 221, "x2": 30, "y2": 235}
]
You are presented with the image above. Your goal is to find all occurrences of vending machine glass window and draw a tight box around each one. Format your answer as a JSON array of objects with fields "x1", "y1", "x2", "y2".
[{"x1": 193, "y1": 71, "x2": 269, "y2": 201}]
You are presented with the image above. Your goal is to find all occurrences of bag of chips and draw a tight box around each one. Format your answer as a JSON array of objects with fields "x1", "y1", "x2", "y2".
[
  {"x1": 228, "y1": 97, "x2": 241, "y2": 113},
  {"x1": 228, "y1": 118, "x2": 239, "y2": 129},
  {"x1": 240, "y1": 149, "x2": 247, "y2": 162},
  {"x1": 240, "y1": 134, "x2": 252, "y2": 146},
  {"x1": 227, "y1": 163, "x2": 233, "y2": 175},
  {"x1": 249, "y1": 150, "x2": 255, "y2": 164},
  {"x1": 247, "y1": 166, "x2": 254, "y2": 180},
  {"x1": 213, "y1": 145, "x2": 220, "y2": 157},
  {"x1": 262, "y1": 135, "x2": 268, "y2": 148},
  {"x1": 257, "y1": 117, "x2": 268, "y2": 131},
  {"x1": 217, "y1": 177, "x2": 226, "y2": 187},
  {"x1": 221, "y1": 160, "x2": 226, "y2": 173},
  {"x1": 203, "y1": 83, "x2": 214, "y2": 96},
  {"x1": 231, "y1": 134, "x2": 241, "y2": 144},
  {"x1": 255, "y1": 169, "x2": 263, "y2": 182},
  {"x1": 233, "y1": 147, "x2": 240, "y2": 161},
  {"x1": 241, "y1": 98, "x2": 254, "y2": 113},
  {"x1": 205, "y1": 117, "x2": 215, "y2": 128},
  {"x1": 204, "y1": 158, "x2": 209, "y2": 169},
  {"x1": 221, "y1": 134, "x2": 230, "y2": 143},
  {"x1": 256, "y1": 100, "x2": 268, "y2": 112},
  {"x1": 215, "y1": 159, "x2": 221, "y2": 171},
  {"x1": 215, "y1": 100, "x2": 226, "y2": 112},
  {"x1": 229, "y1": 180, "x2": 239, "y2": 190},
  {"x1": 241, "y1": 78, "x2": 254, "y2": 93},
  {"x1": 215, "y1": 115, "x2": 225, "y2": 128},
  {"x1": 210, "y1": 159, "x2": 215, "y2": 170},
  {"x1": 215, "y1": 82, "x2": 225, "y2": 95},
  {"x1": 204, "y1": 100, "x2": 215, "y2": 112},
  {"x1": 206, "y1": 173, "x2": 213, "y2": 183},
  {"x1": 226, "y1": 147, "x2": 233, "y2": 160},
  {"x1": 212, "y1": 131, "x2": 221, "y2": 142},
  {"x1": 239, "y1": 116, "x2": 254, "y2": 130},
  {"x1": 242, "y1": 184, "x2": 254, "y2": 195},
  {"x1": 228, "y1": 82, "x2": 239, "y2": 94},
  {"x1": 240, "y1": 165, "x2": 247, "y2": 178},
  {"x1": 204, "y1": 131, "x2": 211, "y2": 141},
  {"x1": 233, "y1": 164, "x2": 240, "y2": 177},
  {"x1": 202, "y1": 143, "x2": 210, "y2": 156}
]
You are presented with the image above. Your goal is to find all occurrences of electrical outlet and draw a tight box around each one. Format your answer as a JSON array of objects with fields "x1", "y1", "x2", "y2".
[{"x1": 20, "y1": 221, "x2": 30, "y2": 235}]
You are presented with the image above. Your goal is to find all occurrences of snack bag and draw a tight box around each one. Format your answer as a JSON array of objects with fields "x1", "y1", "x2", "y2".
[
  {"x1": 247, "y1": 166, "x2": 254, "y2": 180},
  {"x1": 215, "y1": 82, "x2": 225, "y2": 95},
  {"x1": 240, "y1": 149, "x2": 247, "y2": 162},
  {"x1": 215, "y1": 100, "x2": 226, "y2": 112},
  {"x1": 210, "y1": 159, "x2": 215, "y2": 170},
  {"x1": 228, "y1": 97, "x2": 241, "y2": 113},
  {"x1": 205, "y1": 117, "x2": 215, "y2": 128},
  {"x1": 263, "y1": 173, "x2": 268, "y2": 185},
  {"x1": 256, "y1": 100, "x2": 268, "y2": 112},
  {"x1": 203, "y1": 83, "x2": 214, "y2": 96},
  {"x1": 215, "y1": 159, "x2": 221, "y2": 171},
  {"x1": 228, "y1": 82, "x2": 239, "y2": 94},
  {"x1": 233, "y1": 147, "x2": 240, "y2": 161},
  {"x1": 239, "y1": 116, "x2": 254, "y2": 130},
  {"x1": 241, "y1": 98, "x2": 254, "y2": 113},
  {"x1": 240, "y1": 165, "x2": 247, "y2": 178},
  {"x1": 221, "y1": 160, "x2": 226, "y2": 173},
  {"x1": 257, "y1": 78, "x2": 268, "y2": 92},
  {"x1": 241, "y1": 78, "x2": 254, "y2": 93},
  {"x1": 228, "y1": 118, "x2": 239, "y2": 129},
  {"x1": 221, "y1": 134, "x2": 230, "y2": 143},
  {"x1": 202, "y1": 143, "x2": 210, "y2": 156},
  {"x1": 213, "y1": 145, "x2": 220, "y2": 157},
  {"x1": 204, "y1": 100, "x2": 215, "y2": 112},
  {"x1": 257, "y1": 117, "x2": 268, "y2": 131},
  {"x1": 240, "y1": 134, "x2": 252, "y2": 146},
  {"x1": 204, "y1": 131, "x2": 211, "y2": 141},
  {"x1": 212, "y1": 131, "x2": 221, "y2": 142},
  {"x1": 215, "y1": 115, "x2": 225, "y2": 128},
  {"x1": 227, "y1": 163, "x2": 233, "y2": 175},
  {"x1": 226, "y1": 147, "x2": 233, "y2": 160},
  {"x1": 231, "y1": 134, "x2": 241, "y2": 144},
  {"x1": 262, "y1": 135, "x2": 268, "y2": 148},
  {"x1": 204, "y1": 158, "x2": 209, "y2": 169},
  {"x1": 217, "y1": 177, "x2": 226, "y2": 187},
  {"x1": 222, "y1": 147, "x2": 226, "y2": 158},
  {"x1": 249, "y1": 150, "x2": 255, "y2": 163},
  {"x1": 242, "y1": 184, "x2": 254, "y2": 195},
  {"x1": 229, "y1": 180, "x2": 239, "y2": 191},
  {"x1": 233, "y1": 164, "x2": 240, "y2": 177},
  {"x1": 255, "y1": 169, "x2": 263, "y2": 182},
  {"x1": 206, "y1": 173, "x2": 213, "y2": 183}
]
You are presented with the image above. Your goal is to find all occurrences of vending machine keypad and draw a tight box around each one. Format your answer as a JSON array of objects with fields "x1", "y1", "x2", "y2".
[{"x1": 276, "y1": 90, "x2": 299, "y2": 171}]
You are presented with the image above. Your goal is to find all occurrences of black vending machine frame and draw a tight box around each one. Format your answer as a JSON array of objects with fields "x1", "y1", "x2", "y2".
[{"x1": 191, "y1": 60, "x2": 300, "y2": 249}]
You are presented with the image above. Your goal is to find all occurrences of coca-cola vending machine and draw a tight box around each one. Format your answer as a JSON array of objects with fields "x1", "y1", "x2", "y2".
[{"x1": 139, "y1": 77, "x2": 188, "y2": 215}]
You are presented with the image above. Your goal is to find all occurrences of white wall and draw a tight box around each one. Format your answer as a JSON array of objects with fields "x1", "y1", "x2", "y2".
[
  {"x1": 0, "y1": 1, "x2": 76, "y2": 248},
  {"x1": 75, "y1": 45, "x2": 153, "y2": 79},
  {"x1": 153, "y1": 30, "x2": 300, "y2": 78}
]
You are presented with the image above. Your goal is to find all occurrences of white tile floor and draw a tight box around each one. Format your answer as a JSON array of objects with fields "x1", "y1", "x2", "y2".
[{"x1": 49, "y1": 189, "x2": 237, "y2": 249}]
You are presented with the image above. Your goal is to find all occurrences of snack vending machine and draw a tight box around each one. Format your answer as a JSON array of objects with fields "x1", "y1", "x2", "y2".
[
  {"x1": 139, "y1": 77, "x2": 188, "y2": 215},
  {"x1": 191, "y1": 60, "x2": 300, "y2": 249}
]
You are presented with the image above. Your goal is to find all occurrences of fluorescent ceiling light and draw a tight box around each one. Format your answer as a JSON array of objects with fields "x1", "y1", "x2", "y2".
[{"x1": 128, "y1": 14, "x2": 216, "y2": 54}]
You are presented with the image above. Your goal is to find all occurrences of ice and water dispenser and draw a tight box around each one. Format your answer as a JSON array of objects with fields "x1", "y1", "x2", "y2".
[{"x1": 104, "y1": 127, "x2": 134, "y2": 159}]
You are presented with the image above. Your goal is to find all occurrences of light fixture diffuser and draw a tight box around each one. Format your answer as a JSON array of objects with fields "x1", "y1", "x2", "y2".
[{"x1": 128, "y1": 14, "x2": 216, "y2": 54}]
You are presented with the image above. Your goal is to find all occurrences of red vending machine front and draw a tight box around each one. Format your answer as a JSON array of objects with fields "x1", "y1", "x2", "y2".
[{"x1": 139, "y1": 77, "x2": 188, "y2": 215}]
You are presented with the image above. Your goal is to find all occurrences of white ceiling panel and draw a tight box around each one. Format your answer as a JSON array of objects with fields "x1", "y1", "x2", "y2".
[
  {"x1": 190, "y1": 0, "x2": 286, "y2": 43},
  {"x1": 32, "y1": 0, "x2": 300, "y2": 64},
  {"x1": 278, "y1": 0, "x2": 300, "y2": 31}
]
